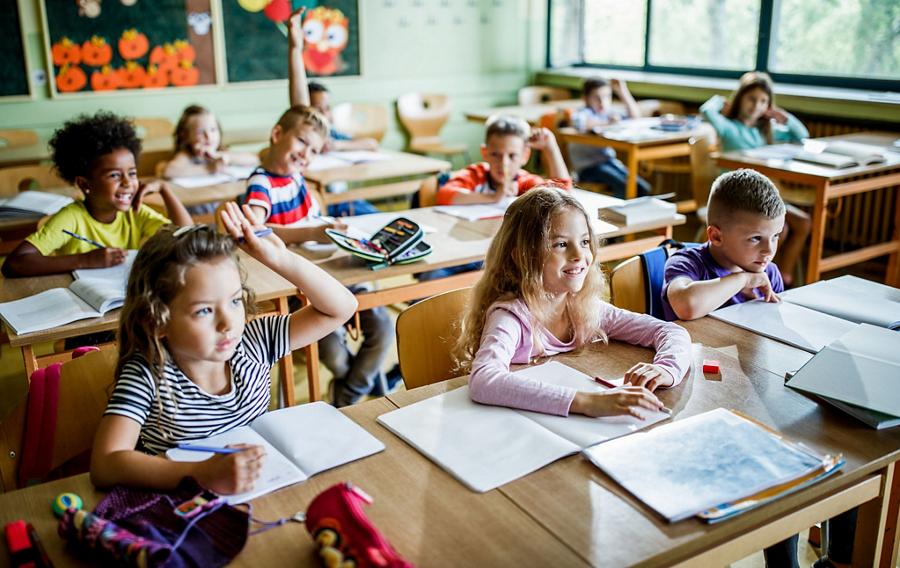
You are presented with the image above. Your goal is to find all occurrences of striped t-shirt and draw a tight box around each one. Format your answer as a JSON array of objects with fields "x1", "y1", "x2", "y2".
[
  {"x1": 243, "y1": 167, "x2": 321, "y2": 226},
  {"x1": 105, "y1": 315, "x2": 291, "y2": 455}
]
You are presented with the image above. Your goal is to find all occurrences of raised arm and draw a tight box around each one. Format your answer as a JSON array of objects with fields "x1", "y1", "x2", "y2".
[
  {"x1": 528, "y1": 127, "x2": 570, "y2": 181},
  {"x1": 612, "y1": 79, "x2": 640, "y2": 119},
  {"x1": 138, "y1": 180, "x2": 192, "y2": 227},
  {"x1": 288, "y1": 7, "x2": 310, "y2": 107}
]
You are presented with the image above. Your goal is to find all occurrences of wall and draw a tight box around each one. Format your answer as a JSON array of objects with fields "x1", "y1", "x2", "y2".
[{"x1": 1, "y1": 0, "x2": 550, "y2": 152}]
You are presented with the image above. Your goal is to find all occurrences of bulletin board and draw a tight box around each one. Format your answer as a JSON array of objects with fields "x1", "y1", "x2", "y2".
[
  {"x1": 0, "y1": 1, "x2": 31, "y2": 98},
  {"x1": 40, "y1": 0, "x2": 217, "y2": 96},
  {"x1": 222, "y1": 0, "x2": 360, "y2": 84}
]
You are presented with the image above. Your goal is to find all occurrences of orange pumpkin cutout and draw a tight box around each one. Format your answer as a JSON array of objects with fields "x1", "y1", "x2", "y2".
[
  {"x1": 173, "y1": 40, "x2": 196, "y2": 63},
  {"x1": 91, "y1": 66, "x2": 119, "y2": 91},
  {"x1": 81, "y1": 36, "x2": 112, "y2": 67},
  {"x1": 143, "y1": 65, "x2": 169, "y2": 89},
  {"x1": 170, "y1": 62, "x2": 199, "y2": 87},
  {"x1": 52, "y1": 38, "x2": 81, "y2": 66},
  {"x1": 118, "y1": 29, "x2": 149, "y2": 60},
  {"x1": 56, "y1": 64, "x2": 87, "y2": 93},
  {"x1": 117, "y1": 62, "x2": 147, "y2": 89},
  {"x1": 149, "y1": 44, "x2": 179, "y2": 72}
]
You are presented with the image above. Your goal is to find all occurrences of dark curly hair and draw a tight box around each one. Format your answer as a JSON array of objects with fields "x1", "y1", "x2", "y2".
[{"x1": 49, "y1": 111, "x2": 142, "y2": 184}]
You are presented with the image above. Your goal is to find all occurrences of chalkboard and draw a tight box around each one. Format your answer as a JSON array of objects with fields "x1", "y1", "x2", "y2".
[
  {"x1": 222, "y1": 0, "x2": 360, "y2": 83},
  {"x1": 41, "y1": 0, "x2": 217, "y2": 96},
  {"x1": 0, "y1": 1, "x2": 31, "y2": 98}
]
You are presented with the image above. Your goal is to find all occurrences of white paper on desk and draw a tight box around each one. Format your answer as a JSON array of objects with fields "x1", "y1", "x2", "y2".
[
  {"x1": 0, "y1": 288, "x2": 102, "y2": 335},
  {"x1": 709, "y1": 300, "x2": 859, "y2": 353},
  {"x1": 582, "y1": 408, "x2": 827, "y2": 522},
  {"x1": 782, "y1": 276, "x2": 900, "y2": 330},
  {"x1": 306, "y1": 154, "x2": 351, "y2": 171},
  {"x1": 170, "y1": 173, "x2": 235, "y2": 188},
  {"x1": 433, "y1": 200, "x2": 511, "y2": 222},
  {"x1": 0, "y1": 190, "x2": 73, "y2": 216},
  {"x1": 327, "y1": 150, "x2": 390, "y2": 163},
  {"x1": 340, "y1": 212, "x2": 436, "y2": 237},
  {"x1": 786, "y1": 324, "x2": 900, "y2": 418},
  {"x1": 73, "y1": 249, "x2": 138, "y2": 287}
]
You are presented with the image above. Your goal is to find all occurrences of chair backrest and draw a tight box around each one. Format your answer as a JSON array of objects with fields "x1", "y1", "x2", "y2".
[
  {"x1": 688, "y1": 126, "x2": 719, "y2": 216},
  {"x1": 0, "y1": 129, "x2": 39, "y2": 149},
  {"x1": 416, "y1": 175, "x2": 439, "y2": 208},
  {"x1": 517, "y1": 86, "x2": 571, "y2": 106},
  {"x1": 332, "y1": 102, "x2": 389, "y2": 142},
  {"x1": 396, "y1": 93, "x2": 452, "y2": 142},
  {"x1": 0, "y1": 348, "x2": 118, "y2": 492},
  {"x1": 609, "y1": 256, "x2": 646, "y2": 314},
  {"x1": 133, "y1": 117, "x2": 174, "y2": 139},
  {"x1": 0, "y1": 164, "x2": 70, "y2": 197},
  {"x1": 396, "y1": 287, "x2": 471, "y2": 390},
  {"x1": 609, "y1": 241, "x2": 701, "y2": 318}
]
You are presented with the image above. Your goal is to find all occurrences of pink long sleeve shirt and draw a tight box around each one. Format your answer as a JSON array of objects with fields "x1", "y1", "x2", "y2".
[{"x1": 469, "y1": 299, "x2": 692, "y2": 416}]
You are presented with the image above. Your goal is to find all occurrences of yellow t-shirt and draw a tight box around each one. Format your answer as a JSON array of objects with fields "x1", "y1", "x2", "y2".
[{"x1": 26, "y1": 201, "x2": 170, "y2": 256}]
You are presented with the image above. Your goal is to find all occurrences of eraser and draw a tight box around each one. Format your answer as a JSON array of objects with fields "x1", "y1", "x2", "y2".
[
  {"x1": 702, "y1": 360, "x2": 720, "y2": 374},
  {"x1": 52, "y1": 492, "x2": 83, "y2": 518}
]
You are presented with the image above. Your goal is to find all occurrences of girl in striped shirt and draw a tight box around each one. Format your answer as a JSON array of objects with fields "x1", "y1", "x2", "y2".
[{"x1": 90, "y1": 203, "x2": 357, "y2": 495}]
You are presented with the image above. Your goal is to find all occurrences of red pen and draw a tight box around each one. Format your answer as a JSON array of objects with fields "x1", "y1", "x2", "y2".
[{"x1": 592, "y1": 376, "x2": 618, "y2": 389}]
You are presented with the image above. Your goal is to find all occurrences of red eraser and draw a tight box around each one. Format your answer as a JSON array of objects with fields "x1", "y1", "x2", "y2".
[
  {"x1": 702, "y1": 360, "x2": 720, "y2": 374},
  {"x1": 4, "y1": 519, "x2": 31, "y2": 554}
]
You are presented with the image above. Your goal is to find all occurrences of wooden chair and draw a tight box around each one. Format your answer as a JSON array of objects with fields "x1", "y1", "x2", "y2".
[
  {"x1": 133, "y1": 117, "x2": 174, "y2": 139},
  {"x1": 0, "y1": 164, "x2": 69, "y2": 196},
  {"x1": 687, "y1": 131, "x2": 720, "y2": 239},
  {"x1": 416, "y1": 175, "x2": 440, "y2": 207},
  {"x1": 0, "y1": 129, "x2": 39, "y2": 149},
  {"x1": 517, "y1": 86, "x2": 571, "y2": 105},
  {"x1": 332, "y1": 102, "x2": 389, "y2": 143},
  {"x1": 609, "y1": 256, "x2": 646, "y2": 314},
  {"x1": 0, "y1": 348, "x2": 117, "y2": 492},
  {"x1": 395, "y1": 287, "x2": 471, "y2": 390},
  {"x1": 396, "y1": 93, "x2": 467, "y2": 163}
]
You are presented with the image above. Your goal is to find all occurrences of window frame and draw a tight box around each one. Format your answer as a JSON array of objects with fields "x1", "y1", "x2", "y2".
[{"x1": 547, "y1": 0, "x2": 899, "y2": 92}]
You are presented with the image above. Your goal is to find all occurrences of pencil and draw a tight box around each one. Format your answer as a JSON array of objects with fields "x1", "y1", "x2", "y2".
[
  {"x1": 62, "y1": 229, "x2": 104, "y2": 249},
  {"x1": 175, "y1": 444, "x2": 244, "y2": 454}
]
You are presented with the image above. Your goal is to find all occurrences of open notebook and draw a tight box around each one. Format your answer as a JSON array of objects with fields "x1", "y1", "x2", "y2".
[
  {"x1": 376, "y1": 361, "x2": 669, "y2": 493},
  {"x1": 583, "y1": 408, "x2": 843, "y2": 522},
  {"x1": 0, "y1": 190, "x2": 74, "y2": 217},
  {"x1": 709, "y1": 300, "x2": 859, "y2": 353},
  {"x1": 167, "y1": 402, "x2": 385, "y2": 504},
  {"x1": 0, "y1": 279, "x2": 125, "y2": 335},
  {"x1": 782, "y1": 275, "x2": 900, "y2": 330}
]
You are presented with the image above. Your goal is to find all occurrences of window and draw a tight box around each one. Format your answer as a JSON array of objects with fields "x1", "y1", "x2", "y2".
[{"x1": 548, "y1": 0, "x2": 900, "y2": 89}]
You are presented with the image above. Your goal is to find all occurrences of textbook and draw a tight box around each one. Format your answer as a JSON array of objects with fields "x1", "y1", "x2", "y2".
[
  {"x1": 0, "y1": 190, "x2": 73, "y2": 217},
  {"x1": 786, "y1": 324, "x2": 900, "y2": 423},
  {"x1": 709, "y1": 300, "x2": 858, "y2": 353},
  {"x1": 781, "y1": 275, "x2": 900, "y2": 330},
  {"x1": 0, "y1": 278, "x2": 126, "y2": 335},
  {"x1": 599, "y1": 197, "x2": 677, "y2": 225},
  {"x1": 167, "y1": 402, "x2": 385, "y2": 504},
  {"x1": 72, "y1": 249, "x2": 138, "y2": 287},
  {"x1": 376, "y1": 361, "x2": 669, "y2": 493},
  {"x1": 793, "y1": 140, "x2": 887, "y2": 168},
  {"x1": 583, "y1": 408, "x2": 844, "y2": 522}
]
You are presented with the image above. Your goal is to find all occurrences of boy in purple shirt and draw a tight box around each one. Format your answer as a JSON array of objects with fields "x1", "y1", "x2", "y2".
[{"x1": 662, "y1": 169, "x2": 785, "y2": 321}]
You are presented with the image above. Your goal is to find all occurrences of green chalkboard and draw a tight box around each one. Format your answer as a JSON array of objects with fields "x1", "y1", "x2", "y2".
[
  {"x1": 41, "y1": 0, "x2": 217, "y2": 96},
  {"x1": 0, "y1": 1, "x2": 30, "y2": 98},
  {"x1": 222, "y1": 0, "x2": 359, "y2": 83}
]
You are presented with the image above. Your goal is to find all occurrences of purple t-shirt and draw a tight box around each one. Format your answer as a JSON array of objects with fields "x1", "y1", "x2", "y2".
[{"x1": 661, "y1": 243, "x2": 784, "y2": 321}]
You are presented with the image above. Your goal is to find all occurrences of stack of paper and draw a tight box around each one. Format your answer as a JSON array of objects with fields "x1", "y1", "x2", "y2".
[
  {"x1": 599, "y1": 197, "x2": 677, "y2": 225},
  {"x1": 782, "y1": 275, "x2": 900, "y2": 330},
  {"x1": 433, "y1": 201, "x2": 510, "y2": 222}
]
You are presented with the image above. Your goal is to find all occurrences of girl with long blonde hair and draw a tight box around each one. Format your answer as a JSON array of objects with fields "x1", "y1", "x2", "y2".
[{"x1": 458, "y1": 187, "x2": 691, "y2": 418}]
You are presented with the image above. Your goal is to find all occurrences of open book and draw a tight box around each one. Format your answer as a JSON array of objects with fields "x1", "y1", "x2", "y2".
[
  {"x1": 794, "y1": 140, "x2": 887, "y2": 168},
  {"x1": 583, "y1": 408, "x2": 843, "y2": 522},
  {"x1": 709, "y1": 300, "x2": 859, "y2": 353},
  {"x1": 167, "y1": 402, "x2": 385, "y2": 504},
  {"x1": 0, "y1": 190, "x2": 73, "y2": 218},
  {"x1": 782, "y1": 275, "x2": 900, "y2": 330},
  {"x1": 376, "y1": 361, "x2": 669, "y2": 493},
  {"x1": 599, "y1": 196, "x2": 677, "y2": 225},
  {"x1": 0, "y1": 279, "x2": 127, "y2": 335},
  {"x1": 786, "y1": 324, "x2": 900, "y2": 426}
]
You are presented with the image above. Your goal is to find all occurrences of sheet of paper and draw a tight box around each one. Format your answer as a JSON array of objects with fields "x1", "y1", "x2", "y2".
[
  {"x1": 0, "y1": 288, "x2": 100, "y2": 335},
  {"x1": 0, "y1": 191, "x2": 73, "y2": 215},
  {"x1": 166, "y1": 427, "x2": 307, "y2": 504},
  {"x1": 69, "y1": 278, "x2": 125, "y2": 313},
  {"x1": 786, "y1": 324, "x2": 900, "y2": 417},
  {"x1": 251, "y1": 402, "x2": 385, "y2": 477},
  {"x1": 782, "y1": 276, "x2": 900, "y2": 330},
  {"x1": 326, "y1": 150, "x2": 390, "y2": 163},
  {"x1": 341, "y1": 212, "x2": 436, "y2": 237},
  {"x1": 72, "y1": 249, "x2": 138, "y2": 286},
  {"x1": 710, "y1": 300, "x2": 858, "y2": 353},
  {"x1": 433, "y1": 202, "x2": 509, "y2": 222},
  {"x1": 170, "y1": 173, "x2": 235, "y2": 188},
  {"x1": 512, "y1": 362, "x2": 669, "y2": 448},
  {"x1": 377, "y1": 387, "x2": 579, "y2": 493},
  {"x1": 583, "y1": 408, "x2": 826, "y2": 522},
  {"x1": 307, "y1": 154, "x2": 353, "y2": 171}
]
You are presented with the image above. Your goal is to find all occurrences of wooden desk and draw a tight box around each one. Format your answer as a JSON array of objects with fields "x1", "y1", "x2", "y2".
[
  {"x1": 144, "y1": 179, "x2": 245, "y2": 211},
  {"x1": 717, "y1": 133, "x2": 900, "y2": 286},
  {"x1": 386, "y1": 327, "x2": 900, "y2": 568},
  {"x1": 559, "y1": 119, "x2": 705, "y2": 200},
  {"x1": 304, "y1": 150, "x2": 450, "y2": 206},
  {"x1": 464, "y1": 99, "x2": 584, "y2": 125},
  {"x1": 0, "y1": 251, "x2": 302, "y2": 404}
]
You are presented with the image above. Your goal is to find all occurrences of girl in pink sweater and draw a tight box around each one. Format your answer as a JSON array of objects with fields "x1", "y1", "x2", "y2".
[{"x1": 458, "y1": 187, "x2": 692, "y2": 418}]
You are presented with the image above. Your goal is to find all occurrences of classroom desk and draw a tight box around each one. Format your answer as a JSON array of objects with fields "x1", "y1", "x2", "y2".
[
  {"x1": 143, "y1": 179, "x2": 245, "y2": 212},
  {"x1": 304, "y1": 150, "x2": 450, "y2": 206},
  {"x1": 0, "y1": 322, "x2": 896, "y2": 567},
  {"x1": 558, "y1": 119, "x2": 706, "y2": 200},
  {"x1": 716, "y1": 132, "x2": 900, "y2": 286},
  {"x1": 464, "y1": 99, "x2": 584, "y2": 125},
  {"x1": 0, "y1": 251, "x2": 302, "y2": 405}
]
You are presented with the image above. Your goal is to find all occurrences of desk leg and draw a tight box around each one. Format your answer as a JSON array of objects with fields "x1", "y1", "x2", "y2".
[
  {"x1": 296, "y1": 294, "x2": 321, "y2": 403},
  {"x1": 806, "y1": 181, "x2": 828, "y2": 283},
  {"x1": 625, "y1": 149, "x2": 638, "y2": 200},
  {"x1": 879, "y1": 461, "x2": 900, "y2": 567},
  {"x1": 853, "y1": 461, "x2": 895, "y2": 568},
  {"x1": 887, "y1": 190, "x2": 900, "y2": 287},
  {"x1": 22, "y1": 345, "x2": 37, "y2": 382},
  {"x1": 275, "y1": 296, "x2": 296, "y2": 407}
]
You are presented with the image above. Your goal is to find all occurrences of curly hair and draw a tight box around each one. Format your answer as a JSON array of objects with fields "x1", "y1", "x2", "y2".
[{"x1": 49, "y1": 111, "x2": 142, "y2": 183}]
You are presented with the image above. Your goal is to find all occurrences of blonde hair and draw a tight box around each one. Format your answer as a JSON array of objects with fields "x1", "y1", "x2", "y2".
[
  {"x1": 275, "y1": 104, "x2": 330, "y2": 140},
  {"x1": 485, "y1": 114, "x2": 531, "y2": 143},
  {"x1": 116, "y1": 225, "x2": 256, "y2": 427},
  {"x1": 457, "y1": 187, "x2": 607, "y2": 368}
]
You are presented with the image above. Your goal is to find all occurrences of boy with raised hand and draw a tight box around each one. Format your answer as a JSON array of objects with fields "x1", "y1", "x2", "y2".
[
  {"x1": 662, "y1": 168, "x2": 785, "y2": 321},
  {"x1": 435, "y1": 114, "x2": 571, "y2": 206}
]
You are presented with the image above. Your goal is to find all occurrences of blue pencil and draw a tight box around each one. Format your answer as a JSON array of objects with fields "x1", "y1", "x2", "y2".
[
  {"x1": 62, "y1": 229, "x2": 104, "y2": 249},
  {"x1": 175, "y1": 444, "x2": 244, "y2": 455},
  {"x1": 236, "y1": 228, "x2": 273, "y2": 243}
]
